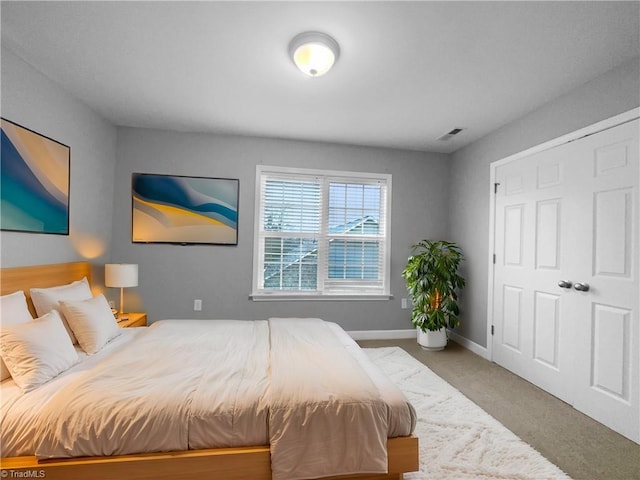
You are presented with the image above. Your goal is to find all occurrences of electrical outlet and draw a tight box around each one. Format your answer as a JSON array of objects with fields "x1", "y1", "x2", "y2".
[
  {"x1": 108, "y1": 300, "x2": 115, "y2": 309},
  {"x1": 401, "y1": 298, "x2": 408, "y2": 309},
  {"x1": 193, "y1": 299, "x2": 202, "y2": 311}
]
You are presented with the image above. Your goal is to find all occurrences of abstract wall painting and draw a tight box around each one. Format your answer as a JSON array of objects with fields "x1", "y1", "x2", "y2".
[
  {"x1": 1, "y1": 118, "x2": 70, "y2": 235},
  {"x1": 132, "y1": 173, "x2": 239, "y2": 245}
]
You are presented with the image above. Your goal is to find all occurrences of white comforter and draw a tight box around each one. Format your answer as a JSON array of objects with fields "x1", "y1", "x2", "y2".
[
  {"x1": 268, "y1": 318, "x2": 389, "y2": 479},
  {"x1": 1, "y1": 318, "x2": 415, "y2": 480}
]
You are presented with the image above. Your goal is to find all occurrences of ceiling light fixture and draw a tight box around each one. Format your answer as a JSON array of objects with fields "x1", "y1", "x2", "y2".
[{"x1": 289, "y1": 31, "x2": 340, "y2": 77}]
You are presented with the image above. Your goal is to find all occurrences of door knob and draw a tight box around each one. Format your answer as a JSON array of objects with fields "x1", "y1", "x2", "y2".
[
  {"x1": 557, "y1": 280, "x2": 573, "y2": 289},
  {"x1": 574, "y1": 282, "x2": 590, "y2": 292}
]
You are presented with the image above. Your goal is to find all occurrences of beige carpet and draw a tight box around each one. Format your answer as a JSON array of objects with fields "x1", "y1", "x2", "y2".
[{"x1": 366, "y1": 347, "x2": 571, "y2": 480}]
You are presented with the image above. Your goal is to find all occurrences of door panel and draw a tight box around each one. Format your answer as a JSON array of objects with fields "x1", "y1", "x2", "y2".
[
  {"x1": 504, "y1": 205, "x2": 525, "y2": 266},
  {"x1": 533, "y1": 292, "x2": 560, "y2": 369},
  {"x1": 535, "y1": 200, "x2": 561, "y2": 269},
  {"x1": 593, "y1": 188, "x2": 632, "y2": 277},
  {"x1": 595, "y1": 140, "x2": 631, "y2": 176},
  {"x1": 537, "y1": 162, "x2": 562, "y2": 189},
  {"x1": 502, "y1": 285, "x2": 523, "y2": 352},
  {"x1": 591, "y1": 304, "x2": 630, "y2": 400}
]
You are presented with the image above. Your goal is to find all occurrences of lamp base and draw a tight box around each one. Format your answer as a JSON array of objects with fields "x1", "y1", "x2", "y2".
[{"x1": 119, "y1": 287, "x2": 125, "y2": 318}]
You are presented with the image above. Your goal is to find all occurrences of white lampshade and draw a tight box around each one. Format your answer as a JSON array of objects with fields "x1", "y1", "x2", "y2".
[
  {"x1": 105, "y1": 264, "x2": 138, "y2": 288},
  {"x1": 105, "y1": 264, "x2": 138, "y2": 316},
  {"x1": 289, "y1": 32, "x2": 340, "y2": 77}
]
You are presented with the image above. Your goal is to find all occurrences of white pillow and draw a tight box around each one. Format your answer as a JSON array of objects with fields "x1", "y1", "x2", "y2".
[
  {"x1": 0, "y1": 291, "x2": 35, "y2": 381},
  {"x1": 0, "y1": 310, "x2": 79, "y2": 393},
  {"x1": 30, "y1": 277, "x2": 93, "y2": 344},
  {"x1": 59, "y1": 294, "x2": 121, "y2": 354}
]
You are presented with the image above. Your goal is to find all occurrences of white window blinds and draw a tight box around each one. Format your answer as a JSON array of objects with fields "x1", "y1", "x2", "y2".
[{"x1": 253, "y1": 166, "x2": 391, "y2": 298}]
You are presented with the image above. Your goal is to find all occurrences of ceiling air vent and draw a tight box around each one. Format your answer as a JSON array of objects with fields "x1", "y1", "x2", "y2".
[{"x1": 437, "y1": 128, "x2": 464, "y2": 141}]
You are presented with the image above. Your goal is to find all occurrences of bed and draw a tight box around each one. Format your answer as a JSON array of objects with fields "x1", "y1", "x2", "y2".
[{"x1": 0, "y1": 261, "x2": 419, "y2": 480}]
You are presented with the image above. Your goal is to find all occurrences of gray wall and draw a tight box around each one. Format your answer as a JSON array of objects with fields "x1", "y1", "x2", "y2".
[
  {"x1": 449, "y1": 57, "x2": 640, "y2": 347},
  {"x1": 1, "y1": 47, "x2": 118, "y2": 282},
  {"x1": 111, "y1": 128, "x2": 450, "y2": 330},
  {"x1": 4, "y1": 42, "x2": 638, "y2": 337}
]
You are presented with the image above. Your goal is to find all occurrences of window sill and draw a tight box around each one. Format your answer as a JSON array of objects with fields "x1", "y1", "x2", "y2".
[{"x1": 249, "y1": 293, "x2": 393, "y2": 302}]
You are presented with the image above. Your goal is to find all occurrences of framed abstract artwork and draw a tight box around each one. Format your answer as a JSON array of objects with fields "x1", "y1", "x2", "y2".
[
  {"x1": 1, "y1": 118, "x2": 70, "y2": 235},
  {"x1": 132, "y1": 172, "x2": 239, "y2": 245}
]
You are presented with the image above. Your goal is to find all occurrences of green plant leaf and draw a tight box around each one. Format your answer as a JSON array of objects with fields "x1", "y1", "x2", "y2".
[{"x1": 403, "y1": 239, "x2": 465, "y2": 331}]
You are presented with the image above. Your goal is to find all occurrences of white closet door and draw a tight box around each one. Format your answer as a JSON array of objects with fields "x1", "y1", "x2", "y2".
[
  {"x1": 569, "y1": 120, "x2": 639, "y2": 442},
  {"x1": 492, "y1": 118, "x2": 639, "y2": 442},
  {"x1": 493, "y1": 141, "x2": 576, "y2": 405}
]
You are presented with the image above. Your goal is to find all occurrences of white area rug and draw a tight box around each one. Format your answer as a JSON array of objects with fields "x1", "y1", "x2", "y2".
[{"x1": 365, "y1": 347, "x2": 571, "y2": 480}]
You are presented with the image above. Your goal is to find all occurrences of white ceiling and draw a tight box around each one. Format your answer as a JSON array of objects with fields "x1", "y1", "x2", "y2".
[{"x1": 2, "y1": 1, "x2": 639, "y2": 154}]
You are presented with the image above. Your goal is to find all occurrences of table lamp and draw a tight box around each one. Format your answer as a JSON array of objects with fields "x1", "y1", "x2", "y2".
[{"x1": 105, "y1": 263, "x2": 138, "y2": 317}]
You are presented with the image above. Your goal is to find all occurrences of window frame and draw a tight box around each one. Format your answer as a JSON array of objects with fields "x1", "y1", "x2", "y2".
[{"x1": 251, "y1": 165, "x2": 392, "y2": 301}]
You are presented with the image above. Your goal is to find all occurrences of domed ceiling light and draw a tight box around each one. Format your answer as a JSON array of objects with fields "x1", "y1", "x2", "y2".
[{"x1": 289, "y1": 31, "x2": 340, "y2": 77}]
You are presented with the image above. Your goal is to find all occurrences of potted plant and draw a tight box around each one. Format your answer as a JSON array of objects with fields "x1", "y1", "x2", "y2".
[{"x1": 402, "y1": 240, "x2": 465, "y2": 350}]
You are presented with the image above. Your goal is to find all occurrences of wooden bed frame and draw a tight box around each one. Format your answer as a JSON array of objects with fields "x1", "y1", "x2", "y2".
[{"x1": 0, "y1": 262, "x2": 419, "y2": 480}]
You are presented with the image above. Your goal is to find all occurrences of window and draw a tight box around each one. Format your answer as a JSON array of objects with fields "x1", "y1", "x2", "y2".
[{"x1": 252, "y1": 166, "x2": 391, "y2": 299}]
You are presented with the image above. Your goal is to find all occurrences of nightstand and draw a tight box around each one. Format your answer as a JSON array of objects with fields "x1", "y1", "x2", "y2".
[{"x1": 117, "y1": 312, "x2": 147, "y2": 328}]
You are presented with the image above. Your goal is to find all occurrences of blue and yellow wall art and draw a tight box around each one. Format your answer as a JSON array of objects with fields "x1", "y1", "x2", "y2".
[
  {"x1": 1, "y1": 118, "x2": 70, "y2": 235},
  {"x1": 132, "y1": 173, "x2": 239, "y2": 245}
]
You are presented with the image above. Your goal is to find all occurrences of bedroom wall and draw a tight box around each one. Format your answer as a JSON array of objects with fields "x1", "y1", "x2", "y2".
[
  {"x1": 111, "y1": 128, "x2": 450, "y2": 331},
  {"x1": 448, "y1": 57, "x2": 640, "y2": 349},
  {"x1": 0, "y1": 47, "x2": 118, "y2": 274}
]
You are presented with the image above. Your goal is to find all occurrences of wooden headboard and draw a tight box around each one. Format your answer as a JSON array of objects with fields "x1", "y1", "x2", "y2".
[{"x1": 1, "y1": 262, "x2": 92, "y2": 317}]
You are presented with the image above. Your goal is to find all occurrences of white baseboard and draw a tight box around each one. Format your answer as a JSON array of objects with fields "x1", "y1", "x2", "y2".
[
  {"x1": 348, "y1": 329, "x2": 417, "y2": 341},
  {"x1": 348, "y1": 328, "x2": 489, "y2": 360},
  {"x1": 448, "y1": 330, "x2": 489, "y2": 359}
]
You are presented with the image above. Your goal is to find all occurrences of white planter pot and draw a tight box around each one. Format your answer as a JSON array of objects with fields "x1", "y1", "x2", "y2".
[{"x1": 417, "y1": 327, "x2": 447, "y2": 351}]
